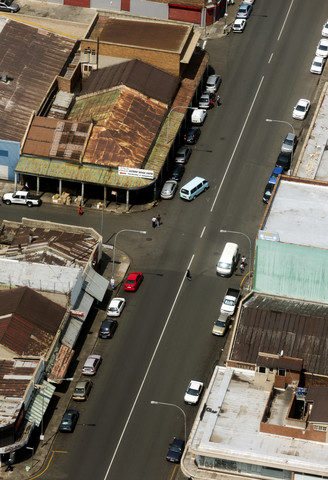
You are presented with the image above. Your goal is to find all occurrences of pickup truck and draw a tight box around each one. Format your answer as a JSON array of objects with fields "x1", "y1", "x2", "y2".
[
  {"x1": 2, "y1": 190, "x2": 41, "y2": 207},
  {"x1": 220, "y1": 288, "x2": 240, "y2": 316}
]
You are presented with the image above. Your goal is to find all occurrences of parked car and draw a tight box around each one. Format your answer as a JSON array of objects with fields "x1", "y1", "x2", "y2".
[
  {"x1": 198, "y1": 92, "x2": 214, "y2": 109},
  {"x1": 124, "y1": 272, "x2": 143, "y2": 291},
  {"x1": 310, "y1": 56, "x2": 326, "y2": 74},
  {"x1": 281, "y1": 132, "x2": 297, "y2": 153},
  {"x1": 232, "y1": 18, "x2": 246, "y2": 33},
  {"x1": 99, "y1": 319, "x2": 118, "y2": 339},
  {"x1": 170, "y1": 164, "x2": 185, "y2": 182},
  {"x1": 243, "y1": 0, "x2": 255, "y2": 3},
  {"x1": 166, "y1": 438, "x2": 185, "y2": 463},
  {"x1": 263, "y1": 182, "x2": 275, "y2": 204},
  {"x1": 160, "y1": 180, "x2": 178, "y2": 200},
  {"x1": 191, "y1": 109, "x2": 207, "y2": 125},
  {"x1": 268, "y1": 166, "x2": 284, "y2": 185},
  {"x1": 184, "y1": 380, "x2": 204, "y2": 405},
  {"x1": 184, "y1": 127, "x2": 201, "y2": 145},
  {"x1": 236, "y1": 2, "x2": 252, "y2": 18},
  {"x1": 72, "y1": 380, "x2": 93, "y2": 401},
  {"x1": 0, "y1": 0, "x2": 19, "y2": 12},
  {"x1": 205, "y1": 74, "x2": 222, "y2": 93},
  {"x1": 316, "y1": 39, "x2": 328, "y2": 58},
  {"x1": 107, "y1": 297, "x2": 126, "y2": 317},
  {"x1": 59, "y1": 409, "x2": 79, "y2": 433},
  {"x1": 175, "y1": 146, "x2": 192, "y2": 165},
  {"x1": 322, "y1": 19, "x2": 328, "y2": 37},
  {"x1": 276, "y1": 151, "x2": 292, "y2": 171},
  {"x1": 82, "y1": 354, "x2": 102, "y2": 375},
  {"x1": 292, "y1": 99, "x2": 310, "y2": 120}
]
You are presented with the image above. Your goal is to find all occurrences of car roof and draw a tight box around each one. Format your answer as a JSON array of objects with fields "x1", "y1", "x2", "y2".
[
  {"x1": 128, "y1": 272, "x2": 141, "y2": 279},
  {"x1": 76, "y1": 380, "x2": 89, "y2": 388},
  {"x1": 189, "y1": 380, "x2": 202, "y2": 389},
  {"x1": 110, "y1": 297, "x2": 124, "y2": 305},
  {"x1": 84, "y1": 354, "x2": 101, "y2": 364}
]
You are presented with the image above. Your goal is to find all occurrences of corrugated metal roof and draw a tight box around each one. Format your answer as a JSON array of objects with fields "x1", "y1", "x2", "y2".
[
  {"x1": 80, "y1": 59, "x2": 179, "y2": 106},
  {"x1": 48, "y1": 344, "x2": 74, "y2": 383},
  {"x1": 0, "y1": 19, "x2": 76, "y2": 142},
  {"x1": 89, "y1": 17, "x2": 192, "y2": 53},
  {"x1": 0, "y1": 287, "x2": 66, "y2": 356},
  {"x1": 83, "y1": 266, "x2": 109, "y2": 302},
  {"x1": 254, "y1": 238, "x2": 328, "y2": 303},
  {"x1": 61, "y1": 317, "x2": 84, "y2": 349},
  {"x1": 25, "y1": 380, "x2": 56, "y2": 427},
  {"x1": 22, "y1": 117, "x2": 91, "y2": 161},
  {"x1": 229, "y1": 293, "x2": 328, "y2": 376}
]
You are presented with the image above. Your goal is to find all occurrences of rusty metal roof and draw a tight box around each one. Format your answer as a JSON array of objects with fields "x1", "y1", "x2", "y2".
[
  {"x1": 0, "y1": 287, "x2": 65, "y2": 356},
  {"x1": 0, "y1": 358, "x2": 38, "y2": 400},
  {"x1": 89, "y1": 17, "x2": 192, "y2": 53},
  {"x1": 229, "y1": 293, "x2": 328, "y2": 377},
  {"x1": 0, "y1": 19, "x2": 76, "y2": 142},
  {"x1": 80, "y1": 59, "x2": 179, "y2": 106},
  {"x1": 0, "y1": 221, "x2": 98, "y2": 266},
  {"x1": 69, "y1": 87, "x2": 167, "y2": 169},
  {"x1": 22, "y1": 117, "x2": 91, "y2": 161},
  {"x1": 306, "y1": 386, "x2": 328, "y2": 423}
]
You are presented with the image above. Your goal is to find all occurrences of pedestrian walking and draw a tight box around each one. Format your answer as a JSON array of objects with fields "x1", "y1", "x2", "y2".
[
  {"x1": 152, "y1": 216, "x2": 157, "y2": 228},
  {"x1": 78, "y1": 204, "x2": 83, "y2": 216},
  {"x1": 239, "y1": 262, "x2": 245, "y2": 274},
  {"x1": 5, "y1": 459, "x2": 13, "y2": 472},
  {"x1": 186, "y1": 269, "x2": 192, "y2": 281},
  {"x1": 217, "y1": 95, "x2": 221, "y2": 106},
  {"x1": 156, "y1": 214, "x2": 161, "y2": 227},
  {"x1": 24, "y1": 181, "x2": 29, "y2": 191}
]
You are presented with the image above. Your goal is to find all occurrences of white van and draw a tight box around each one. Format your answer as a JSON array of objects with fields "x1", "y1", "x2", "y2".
[
  {"x1": 180, "y1": 177, "x2": 209, "y2": 201},
  {"x1": 216, "y1": 242, "x2": 239, "y2": 277}
]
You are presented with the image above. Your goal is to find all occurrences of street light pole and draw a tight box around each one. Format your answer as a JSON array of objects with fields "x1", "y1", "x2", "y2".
[
  {"x1": 111, "y1": 229, "x2": 147, "y2": 289},
  {"x1": 220, "y1": 229, "x2": 252, "y2": 291},
  {"x1": 166, "y1": 106, "x2": 197, "y2": 144},
  {"x1": 150, "y1": 400, "x2": 187, "y2": 444},
  {"x1": 265, "y1": 118, "x2": 295, "y2": 135}
]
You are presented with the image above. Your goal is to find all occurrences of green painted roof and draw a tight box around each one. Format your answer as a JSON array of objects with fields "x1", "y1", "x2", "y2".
[{"x1": 254, "y1": 239, "x2": 328, "y2": 303}]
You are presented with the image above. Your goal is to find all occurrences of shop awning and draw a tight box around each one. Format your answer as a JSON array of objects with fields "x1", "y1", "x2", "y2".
[
  {"x1": 25, "y1": 380, "x2": 56, "y2": 427},
  {"x1": 83, "y1": 267, "x2": 109, "y2": 302}
]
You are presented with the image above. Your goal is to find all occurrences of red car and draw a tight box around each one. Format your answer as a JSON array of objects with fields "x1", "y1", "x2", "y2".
[{"x1": 124, "y1": 272, "x2": 143, "y2": 292}]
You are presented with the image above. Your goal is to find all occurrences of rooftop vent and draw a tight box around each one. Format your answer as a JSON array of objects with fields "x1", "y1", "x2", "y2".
[{"x1": 1, "y1": 72, "x2": 9, "y2": 84}]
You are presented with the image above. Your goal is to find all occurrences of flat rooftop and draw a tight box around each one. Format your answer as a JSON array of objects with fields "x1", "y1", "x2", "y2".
[
  {"x1": 261, "y1": 178, "x2": 328, "y2": 249},
  {"x1": 189, "y1": 367, "x2": 328, "y2": 475}
]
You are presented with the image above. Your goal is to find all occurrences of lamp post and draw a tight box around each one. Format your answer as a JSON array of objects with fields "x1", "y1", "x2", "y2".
[
  {"x1": 111, "y1": 229, "x2": 147, "y2": 289},
  {"x1": 150, "y1": 400, "x2": 187, "y2": 444},
  {"x1": 220, "y1": 229, "x2": 252, "y2": 291},
  {"x1": 265, "y1": 118, "x2": 295, "y2": 135},
  {"x1": 166, "y1": 106, "x2": 197, "y2": 144}
]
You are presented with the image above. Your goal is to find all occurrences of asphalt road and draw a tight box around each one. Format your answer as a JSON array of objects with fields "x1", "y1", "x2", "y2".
[{"x1": 4, "y1": 1, "x2": 327, "y2": 479}]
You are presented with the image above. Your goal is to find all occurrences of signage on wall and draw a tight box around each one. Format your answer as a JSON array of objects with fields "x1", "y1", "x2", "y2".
[{"x1": 118, "y1": 167, "x2": 154, "y2": 180}]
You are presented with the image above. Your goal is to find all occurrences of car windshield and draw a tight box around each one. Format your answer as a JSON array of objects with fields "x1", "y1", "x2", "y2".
[
  {"x1": 126, "y1": 279, "x2": 135, "y2": 284},
  {"x1": 187, "y1": 387, "x2": 198, "y2": 395},
  {"x1": 61, "y1": 419, "x2": 71, "y2": 425},
  {"x1": 83, "y1": 366, "x2": 92, "y2": 371},
  {"x1": 265, "y1": 188, "x2": 272, "y2": 196},
  {"x1": 224, "y1": 299, "x2": 234, "y2": 306},
  {"x1": 74, "y1": 387, "x2": 85, "y2": 394},
  {"x1": 218, "y1": 262, "x2": 231, "y2": 269},
  {"x1": 296, "y1": 105, "x2": 305, "y2": 111},
  {"x1": 216, "y1": 321, "x2": 226, "y2": 327},
  {"x1": 170, "y1": 446, "x2": 182, "y2": 453},
  {"x1": 313, "y1": 61, "x2": 321, "y2": 66},
  {"x1": 176, "y1": 153, "x2": 185, "y2": 158},
  {"x1": 109, "y1": 307, "x2": 117, "y2": 311},
  {"x1": 285, "y1": 139, "x2": 293, "y2": 145},
  {"x1": 4, "y1": 0, "x2": 13, "y2": 5}
]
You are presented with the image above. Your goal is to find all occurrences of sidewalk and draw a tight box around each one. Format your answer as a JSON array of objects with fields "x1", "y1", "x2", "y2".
[{"x1": 2, "y1": 249, "x2": 130, "y2": 480}]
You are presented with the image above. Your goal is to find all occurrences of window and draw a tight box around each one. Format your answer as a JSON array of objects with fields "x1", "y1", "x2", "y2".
[
  {"x1": 314, "y1": 425, "x2": 327, "y2": 431},
  {"x1": 258, "y1": 366, "x2": 266, "y2": 373},
  {"x1": 278, "y1": 368, "x2": 286, "y2": 376}
]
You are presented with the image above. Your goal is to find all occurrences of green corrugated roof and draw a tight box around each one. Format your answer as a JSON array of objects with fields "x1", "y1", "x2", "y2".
[
  {"x1": 254, "y1": 239, "x2": 328, "y2": 303},
  {"x1": 16, "y1": 110, "x2": 186, "y2": 189}
]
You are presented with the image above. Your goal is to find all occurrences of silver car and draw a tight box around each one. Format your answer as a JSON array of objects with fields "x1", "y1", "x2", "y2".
[
  {"x1": 281, "y1": 133, "x2": 297, "y2": 154},
  {"x1": 161, "y1": 180, "x2": 178, "y2": 199},
  {"x1": 205, "y1": 75, "x2": 222, "y2": 93}
]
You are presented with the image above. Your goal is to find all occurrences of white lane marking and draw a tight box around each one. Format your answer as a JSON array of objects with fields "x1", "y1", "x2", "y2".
[
  {"x1": 104, "y1": 254, "x2": 195, "y2": 479},
  {"x1": 277, "y1": 0, "x2": 294, "y2": 41},
  {"x1": 200, "y1": 226, "x2": 206, "y2": 238},
  {"x1": 210, "y1": 75, "x2": 265, "y2": 212},
  {"x1": 268, "y1": 52, "x2": 273, "y2": 64}
]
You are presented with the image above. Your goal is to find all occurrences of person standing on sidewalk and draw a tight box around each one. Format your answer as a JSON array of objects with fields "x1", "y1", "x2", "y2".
[
  {"x1": 5, "y1": 459, "x2": 13, "y2": 472},
  {"x1": 78, "y1": 204, "x2": 83, "y2": 216}
]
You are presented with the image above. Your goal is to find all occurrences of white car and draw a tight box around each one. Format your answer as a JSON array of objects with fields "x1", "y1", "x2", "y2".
[
  {"x1": 107, "y1": 297, "x2": 126, "y2": 316},
  {"x1": 243, "y1": 0, "x2": 255, "y2": 3},
  {"x1": 232, "y1": 18, "x2": 246, "y2": 33},
  {"x1": 322, "y1": 19, "x2": 328, "y2": 37},
  {"x1": 205, "y1": 74, "x2": 221, "y2": 93},
  {"x1": 310, "y1": 56, "x2": 326, "y2": 74},
  {"x1": 292, "y1": 99, "x2": 310, "y2": 120},
  {"x1": 82, "y1": 354, "x2": 102, "y2": 375},
  {"x1": 184, "y1": 380, "x2": 204, "y2": 405},
  {"x1": 315, "y1": 39, "x2": 328, "y2": 58},
  {"x1": 191, "y1": 108, "x2": 207, "y2": 125}
]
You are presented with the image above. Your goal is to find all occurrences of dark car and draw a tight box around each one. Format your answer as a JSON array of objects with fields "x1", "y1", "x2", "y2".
[
  {"x1": 166, "y1": 437, "x2": 185, "y2": 463},
  {"x1": 175, "y1": 146, "x2": 192, "y2": 165},
  {"x1": 275, "y1": 151, "x2": 292, "y2": 171},
  {"x1": 184, "y1": 127, "x2": 201, "y2": 145},
  {"x1": 170, "y1": 164, "x2": 185, "y2": 182},
  {"x1": 263, "y1": 183, "x2": 275, "y2": 204},
  {"x1": 0, "y1": 0, "x2": 19, "y2": 12},
  {"x1": 99, "y1": 319, "x2": 118, "y2": 339},
  {"x1": 59, "y1": 409, "x2": 79, "y2": 432}
]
